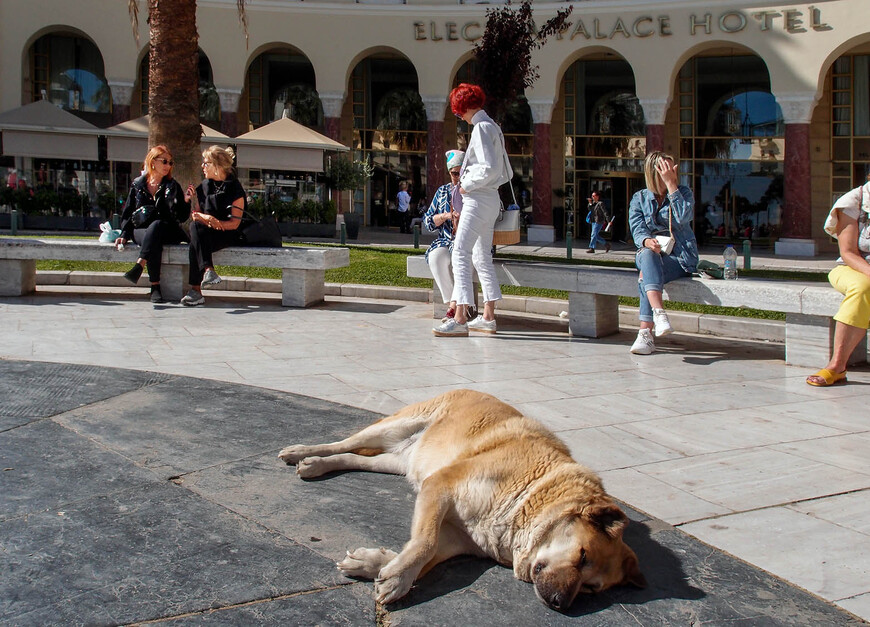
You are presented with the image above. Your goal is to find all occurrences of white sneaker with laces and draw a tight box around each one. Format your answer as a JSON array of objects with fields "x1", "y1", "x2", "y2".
[
  {"x1": 652, "y1": 308, "x2": 672, "y2": 337},
  {"x1": 467, "y1": 317, "x2": 497, "y2": 334},
  {"x1": 432, "y1": 318, "x2": 468, "y2": 337},
  {"x1": 630, "y1": 329, "x2": 655, "y2": 355}
]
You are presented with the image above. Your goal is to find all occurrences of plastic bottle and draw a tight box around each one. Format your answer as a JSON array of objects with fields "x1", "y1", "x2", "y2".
[{"x1": 723, "y1": 244, "x2": 738, "y2": 280}]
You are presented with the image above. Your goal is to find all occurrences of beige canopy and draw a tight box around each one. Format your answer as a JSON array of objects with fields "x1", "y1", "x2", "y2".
[
  {"x1": 0, "y1": 100, "x2": 99, "y2": 160},
  {"x1": 233, "y1": 116, "x2": 347, "y2": 172},
  {"x1": 104, "y1": 115, "x2": 230, "y2": 163}
]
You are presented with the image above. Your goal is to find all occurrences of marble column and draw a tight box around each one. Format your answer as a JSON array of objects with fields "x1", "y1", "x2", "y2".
[
  {"x1": 775, "y1": 92, "x2": 819, "y2": 257},
  {"x1": 638, "y1": 98, "x2": 668, "y2": 154},
  {"x1": 528, "y1": 99, "x2": 555, "y2": 244},
  {"x1": 422, "y1": 97, "x2": 447, "y2": 201},
  {"x1": 217, "y1": 88, "x2": 242, "y2": 137},
  {"x1": 108, "y1": 81, "x2": 134, "y2": 126},
  {"x1": 320, "y1": 91, "x2": 345, "y2": 143}
]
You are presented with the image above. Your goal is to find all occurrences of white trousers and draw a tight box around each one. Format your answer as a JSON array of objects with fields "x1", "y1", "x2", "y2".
[
  {"x1": 428, "y1": 246, "x2": 454, "y2": 304},
  {"x1": 451, "y1": 191, "x2": 502, "y2": 306}
]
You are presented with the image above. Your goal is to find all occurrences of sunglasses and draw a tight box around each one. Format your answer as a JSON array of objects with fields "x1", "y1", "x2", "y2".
[
  {"x1": 449, "y1": 170, "x2": 461, "y2": 176},
  {"x1": 156, "y1": 158, "x2": 174, "y2": 166}
]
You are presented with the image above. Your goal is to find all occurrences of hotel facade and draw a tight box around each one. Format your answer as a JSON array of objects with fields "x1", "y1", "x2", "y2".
[{"x1": 1, "y1": 0, "x2": 868, "y2": 254}]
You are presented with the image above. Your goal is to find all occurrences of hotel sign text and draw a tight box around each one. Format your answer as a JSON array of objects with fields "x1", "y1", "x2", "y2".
[{"x1": 413, "y1": 6, "x2": 830, "y2": 42}]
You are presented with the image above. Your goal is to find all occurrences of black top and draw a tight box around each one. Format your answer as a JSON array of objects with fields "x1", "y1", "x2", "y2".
[
  {"x1": 196, "y1": 177, "x2": 247, "y2": 222},
  {"x1": 119, "y1": 175, "x2": 190, "y2": 239},
  {"x1": 588, "y1": 200, "x2": 609, "y2": 224}
]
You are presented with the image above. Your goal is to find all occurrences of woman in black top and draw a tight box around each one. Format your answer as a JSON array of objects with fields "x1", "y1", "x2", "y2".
[
  {"x1": 180, "y1": 145, "x2": 250, "y2": 306},
  {"x1": 115, "y1": 145, "x2": 190, "y2": 303}
]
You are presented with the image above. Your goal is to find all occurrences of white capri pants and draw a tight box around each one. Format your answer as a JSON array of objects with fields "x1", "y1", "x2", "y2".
[
  {"x1": 451, "y1": 190, "x2": 503, "y2": 306},
  {"x1": 428, "y1": 246, "x2": 454, "y2": 304}
]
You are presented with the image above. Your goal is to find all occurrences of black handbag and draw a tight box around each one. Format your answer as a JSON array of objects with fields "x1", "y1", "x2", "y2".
[
  {"x1": 131, "y1": 204, "x2": 157, "y2": 228},
  {"x1": 241, "y1": 211, "x2": 283, "y2": 247}
]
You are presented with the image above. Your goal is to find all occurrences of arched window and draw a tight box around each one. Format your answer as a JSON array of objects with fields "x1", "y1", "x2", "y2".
[{"x1": 30, "y1": 33, "x2": 111, "y2": 117}]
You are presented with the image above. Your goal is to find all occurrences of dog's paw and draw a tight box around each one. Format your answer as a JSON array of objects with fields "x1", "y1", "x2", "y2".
[
  {"x1": 278, "y1": 445, "x2": 311, "y2": 464},
  {"x1": 338, "y1": 547, "x2": 397, "y2": 579},
  {"x1": 375, "y1": 565, "x2": 415, "y2": 605},
  {"x1": 296, "y1": 456, "x2": 330, "y2": 479}
]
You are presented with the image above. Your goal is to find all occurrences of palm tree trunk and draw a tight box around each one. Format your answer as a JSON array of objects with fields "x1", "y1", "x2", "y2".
[{"x1": 148, "y1": 0, "x2": 201, "y2": 189}]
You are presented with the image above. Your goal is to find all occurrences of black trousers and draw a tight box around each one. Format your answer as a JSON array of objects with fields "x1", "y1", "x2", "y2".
[
  {"x1": 188, "y1": 221, "x2": 244, "y2": 285},
  {"x1": 132, "y1": 219, "x2": 188, "y2": 283}
]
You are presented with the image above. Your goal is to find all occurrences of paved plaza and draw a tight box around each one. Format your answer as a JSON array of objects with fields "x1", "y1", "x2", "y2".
[{"x1": 0, "y1": 231, "x2": 868, "y2": 624}]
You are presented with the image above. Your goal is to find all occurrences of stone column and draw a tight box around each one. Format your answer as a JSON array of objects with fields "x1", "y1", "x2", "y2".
[
  {"x1": 776, "y1": 92, "x2": 819, "y2": 257},
  {"x1": 319, "y1": 91, "x2": 345, "y2": 143},
  {"x1": 422, "y1": 96, "x2": 447, "y2": 201},
  {"x1": 639, "y1": 98, "x2": 668, "y2": 154},
  {"x1": 217, "y1": 88, "x2": 242, "y2": 137},
  {"x1": 528, "y1": 99, "x2": 554, "y2": 244},
  {"x1": 108, "y1": 81, "x2": 134, "y2": 126}
]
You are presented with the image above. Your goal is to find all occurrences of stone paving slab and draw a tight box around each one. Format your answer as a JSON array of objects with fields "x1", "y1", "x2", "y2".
[{"x1": 0, "y1": 360, "x2": 863, "y2": 625}]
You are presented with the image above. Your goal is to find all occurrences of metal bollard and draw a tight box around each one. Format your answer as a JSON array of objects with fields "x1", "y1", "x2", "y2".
[
  {"x1": 111, "y1": 213, "x2": 120, "y2": 229},
  {"x1": 413, "y1": 224, "x2": 420, "y2": 249},
  {"x1": 742, "y1": 239, "x2": 751, "y2": 271},
  {"x1": 340, "y1": 222, "x2": 347, "y2": 245},
  {"x1": 566, "y1": 229, "x2": 572, "y2": 260},
  {"x1": 10, "y1": 209, "x2": 18, "y2": 235}
]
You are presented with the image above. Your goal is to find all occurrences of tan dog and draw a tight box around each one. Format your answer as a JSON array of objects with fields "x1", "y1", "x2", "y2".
[{"x1": 278, "y1": 389, "x2": 645, "y2": 610}]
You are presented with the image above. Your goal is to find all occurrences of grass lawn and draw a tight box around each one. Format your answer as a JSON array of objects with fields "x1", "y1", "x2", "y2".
[{"x1": 29, "y1": 237, "x2": 830, "y2": 322}]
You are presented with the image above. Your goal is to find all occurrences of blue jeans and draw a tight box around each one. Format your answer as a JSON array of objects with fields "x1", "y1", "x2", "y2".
[
  {"x1": 635, "y1": 248, "x2": 690, "y2": 322},
  {"x1": 589, "y1": 221, "x2": 607, "y2": 249}
]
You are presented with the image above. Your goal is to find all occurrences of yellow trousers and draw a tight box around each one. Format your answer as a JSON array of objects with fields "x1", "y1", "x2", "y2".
[{"x1": 830, "y1": 264, "x2": 870, "y2": 329}]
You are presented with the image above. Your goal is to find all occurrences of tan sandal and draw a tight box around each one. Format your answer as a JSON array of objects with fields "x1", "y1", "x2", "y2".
[{"x1": 806, "y1": 368, "x2": 847, "y2": 387}]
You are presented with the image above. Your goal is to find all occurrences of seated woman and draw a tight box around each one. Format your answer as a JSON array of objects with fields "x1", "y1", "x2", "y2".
[
  {"x1": 181, "y1": 145, "x2": 249, "y2": 307},
  {"x1": 807, "y1": 175, "x2": 870, "y2": 386},
  {"x1": 423, "y1": 150, "x2": 463, "y2": 320},
  {"x1": 628, "y1": 151, "x2": 699, "y2": 354},
  {"x1": 115, "y1": 145, "x2": 190, "y2": 303}
]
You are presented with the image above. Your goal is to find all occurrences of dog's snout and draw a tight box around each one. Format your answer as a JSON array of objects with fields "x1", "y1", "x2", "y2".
[{"x1": 548, "y1": 592, "x2": 566, "y2": 610}]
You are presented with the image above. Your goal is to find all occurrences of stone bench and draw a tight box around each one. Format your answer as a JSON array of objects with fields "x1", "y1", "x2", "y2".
[
  {"x1": 0, "y1": 238, "x2": 349, "y2": 307},
  {"x1": 407, "y1": 255, "x2": 857, "y2": 367}
]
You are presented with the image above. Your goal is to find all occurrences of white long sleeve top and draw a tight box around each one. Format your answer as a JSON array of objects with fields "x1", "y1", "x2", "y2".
[{"x1": 459, "y1": 110, "x2": 512, "y2": 195}]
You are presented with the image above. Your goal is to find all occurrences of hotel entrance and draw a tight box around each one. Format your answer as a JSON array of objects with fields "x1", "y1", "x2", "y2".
[{"x1": 569, "y1": 173, "x2": 644, "y2": 246}]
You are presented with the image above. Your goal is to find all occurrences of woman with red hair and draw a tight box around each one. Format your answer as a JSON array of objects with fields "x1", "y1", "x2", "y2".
[{"x1": 433, "y1": 83, "x2": 513, "y2": 337}]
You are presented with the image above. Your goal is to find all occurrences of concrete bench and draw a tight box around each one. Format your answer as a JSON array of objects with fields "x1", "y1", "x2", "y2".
[
  {"x1": 407, "y1": 255, "x2": 857, "y2": 367},
  {"x1": 0, "y1": 238, "x2": 349, "y2": 307}
]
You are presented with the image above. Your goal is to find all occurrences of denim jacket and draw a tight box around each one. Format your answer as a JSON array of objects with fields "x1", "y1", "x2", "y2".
[{"x1": 629, "y1": 185, "x2": 699, "y2": 273}]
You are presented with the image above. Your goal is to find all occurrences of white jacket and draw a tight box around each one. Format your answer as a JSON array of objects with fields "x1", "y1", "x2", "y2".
[{"x1": 459, "y1": 110, "x2": 512, "y2": 195}]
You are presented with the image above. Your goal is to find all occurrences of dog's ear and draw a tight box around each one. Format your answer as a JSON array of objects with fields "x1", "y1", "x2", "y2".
[
  {"x1": 621, "y1": 548, "x2": 647, "y2": 588},
  {"x1": 585, "y1": 503, "x2": 628, "y2": 539}
]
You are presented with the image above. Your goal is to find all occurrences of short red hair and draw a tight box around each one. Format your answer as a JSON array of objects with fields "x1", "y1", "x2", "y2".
[{"x1": 450, "y1": 83, "x2": 485, "y2": 117}]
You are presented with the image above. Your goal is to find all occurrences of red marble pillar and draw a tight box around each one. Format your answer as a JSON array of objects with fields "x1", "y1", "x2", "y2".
[
  {"x1": 782, "y1": 123, "x2": 811, "y2": 239},
  {"x1": 645, "y1": 124, "x2": 664, "y2": 154},
  {"x1": 112, "y1": 105, "x2": 131, "y2": 126},
  {"x1": 532, "y1": 122, "x2": 551, "y2": 226},
  {"x1": 220, "y1": 111, "x2": 238, "y2": 138},
  {"x1": 324, "y1": 117, "x2": 341, "y2": 143},
  {"x1": 427, "y1": 120, "x2": 445, "y2": 201}
]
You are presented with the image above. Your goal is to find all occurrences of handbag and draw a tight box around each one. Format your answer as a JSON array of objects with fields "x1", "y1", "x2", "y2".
[
  {"x1": 241, "y1": 210, "x2": 283, "y2": 247},
  {"x1": 493, "y1": 181, "x2": 521, "y2": 245},
  {"x1": 585, "y1": 210, "x2": 593, "y2": 224},
  {"x1": 653, "y1": 204, "x2": 675, "y2": 255},
  {"x1": 131, "y1": 204, "x2": 157, "y2": 228}
]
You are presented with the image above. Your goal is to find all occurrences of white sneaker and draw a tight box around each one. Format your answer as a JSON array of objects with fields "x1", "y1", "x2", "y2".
[
  {"x1": 652, "y1": 308, "x2": 672, "y2": 337},
  {"x1": 433, "y1": 318, "x2": 468, "y2": 337},
  {"x1": 180, "y1": 289, "x2": 205, "y2": 307},
  {"x1": 467, "y1": 316, "x2": 497, "y2": 334},
  {"x1": 630, "y1": 329, "x2": 655, "y2": 355},
  {"x1": 201, "y1": 268, "x2": 222, "y2": 287}
]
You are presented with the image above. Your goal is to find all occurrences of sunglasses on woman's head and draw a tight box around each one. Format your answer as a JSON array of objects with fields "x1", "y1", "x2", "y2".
[{"x1": 157, "y1": 158, "x2": 174, "y2": 166}]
